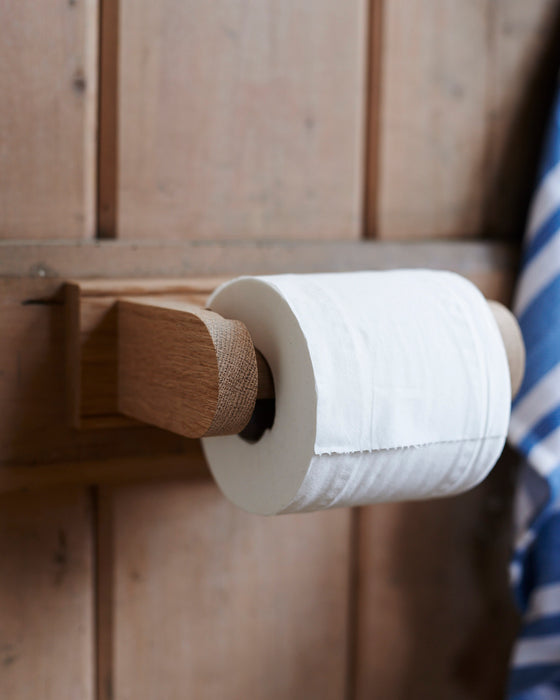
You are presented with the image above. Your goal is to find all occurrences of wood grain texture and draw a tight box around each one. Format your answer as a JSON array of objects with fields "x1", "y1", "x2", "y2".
[
  {"x1": 0, "y1": 487, "x2": 94, "y2": 700},
  {"x1": 371, "y1": 0, "x2": 560, "y2": 239},
  {"x1": 108, "y1": 0, "x2": 366, "y2": 240},
  {"x1": 65, "y1": 279, "x2": 215, "y2": 429},
  {"x1": 0, "y1": 0, "x2": 98, "y2": 240},
  {"x1": 97, "y1": 479, "x2": 351, "y2": 700},
  {"x1": 119, "y1": 298, "x2": 258, "y2": 437},
  {"x1": 0, "y1": 278, "x2": 189, "y2": 471},
  {"x1": 376, "y1": 0, "x2": 488, "y2": 239},
  {"x1": 354, "y1": 449, "x2": 520, "y2": 700},
  {"x1": 0, "y1": 450, "x2": 207, "y2": 496},
  {"x1": 0, "y1": 239, "x2": 518, "y2": 279}
]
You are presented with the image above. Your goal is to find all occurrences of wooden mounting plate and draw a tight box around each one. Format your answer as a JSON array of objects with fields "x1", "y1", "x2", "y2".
[{"x1": 65, "y1": 277, "x2": 227, "y2": 430}]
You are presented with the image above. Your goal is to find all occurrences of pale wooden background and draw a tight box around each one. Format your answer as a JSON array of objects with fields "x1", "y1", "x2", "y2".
[{"x1": 2, "y1": 1, "x2": 560, "y2": 698}]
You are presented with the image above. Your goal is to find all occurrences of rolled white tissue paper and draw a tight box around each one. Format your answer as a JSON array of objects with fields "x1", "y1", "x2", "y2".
[{"x1": 202, "y1": 271, "x2": 511, "y2": 515}]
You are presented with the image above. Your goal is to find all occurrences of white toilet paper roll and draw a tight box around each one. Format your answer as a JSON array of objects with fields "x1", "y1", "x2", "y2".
[{"x1": 202, "y1": 271, "x2": 511, "y2": 515}]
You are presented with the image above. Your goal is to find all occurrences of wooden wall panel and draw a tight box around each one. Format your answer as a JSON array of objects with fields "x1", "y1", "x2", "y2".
[
  {"x1": 371, "y1": 0, "x2": 560, "y2": 240},
  {"x1": 354, "y1": 451, "x2": 519, "y2": 700},
  {"x1": 107, "y1": 0, "x2": 367, "y2": 241},
  {"x1": 0, "y1": 487, "x2": 94, "y2": 700},
  {"x1": 0, "y1": 0, "x2": 98, "y2": 240},
  {"x1": 98, "y1": 480, "x2": 351, "y2": 700}
]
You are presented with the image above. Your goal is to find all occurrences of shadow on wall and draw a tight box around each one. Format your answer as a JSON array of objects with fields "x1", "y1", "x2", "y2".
[
  {"x1": 356, "y1": 446, "x2": 522, "y2": 700},
  {"x1": 398, "y1": 447, "x2": 521, "y2": 699},
  {"x1": 485, "y1": 2, "x2": 560, "y2": 241}
]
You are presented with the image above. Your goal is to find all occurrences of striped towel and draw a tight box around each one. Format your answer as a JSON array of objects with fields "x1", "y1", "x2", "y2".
[{"x1": 508, "y1": 85, "x2": 560, "y2": 698}]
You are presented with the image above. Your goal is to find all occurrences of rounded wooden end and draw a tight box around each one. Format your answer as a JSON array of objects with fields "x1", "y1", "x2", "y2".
[
  {"x1": 203, "y1": 315, "x2": 259, "y2": 437},
  {"x1": 488, "y1": 301, "x2": 526, "y2": 399}
]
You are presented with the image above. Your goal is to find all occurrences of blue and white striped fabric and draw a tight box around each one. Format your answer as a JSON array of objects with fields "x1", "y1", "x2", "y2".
[{"x1": 508, "y1": 84, "x2": 560, "y2": 699}]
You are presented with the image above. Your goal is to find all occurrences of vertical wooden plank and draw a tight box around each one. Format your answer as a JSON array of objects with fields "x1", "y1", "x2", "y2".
[
  {"x1": 0, "y1": 487, "x2": 94, "y2": 700},
  {"x1": 98, "y1": 479, "x2": 351, "y2": 700},
  {"x1": 111, "y1": 0, "x2": 367, "y2": 241},
  {"x1": 374, "y1": 0, "x2": 490, "y2": 239},
  {"x1": 354, "y1": 454, "x2": 519, "y2": 699},
  {"x1": 371, "y1": 0, "x2": 560, "y2": 239},
  {"x1": 0, "y1": 0, "x2": 98, "y2": 240}
]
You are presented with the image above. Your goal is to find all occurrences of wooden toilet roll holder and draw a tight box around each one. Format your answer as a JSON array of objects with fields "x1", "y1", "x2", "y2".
[{"x1": 66, "y1": 279, "x2": 526, "y2": 440}]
